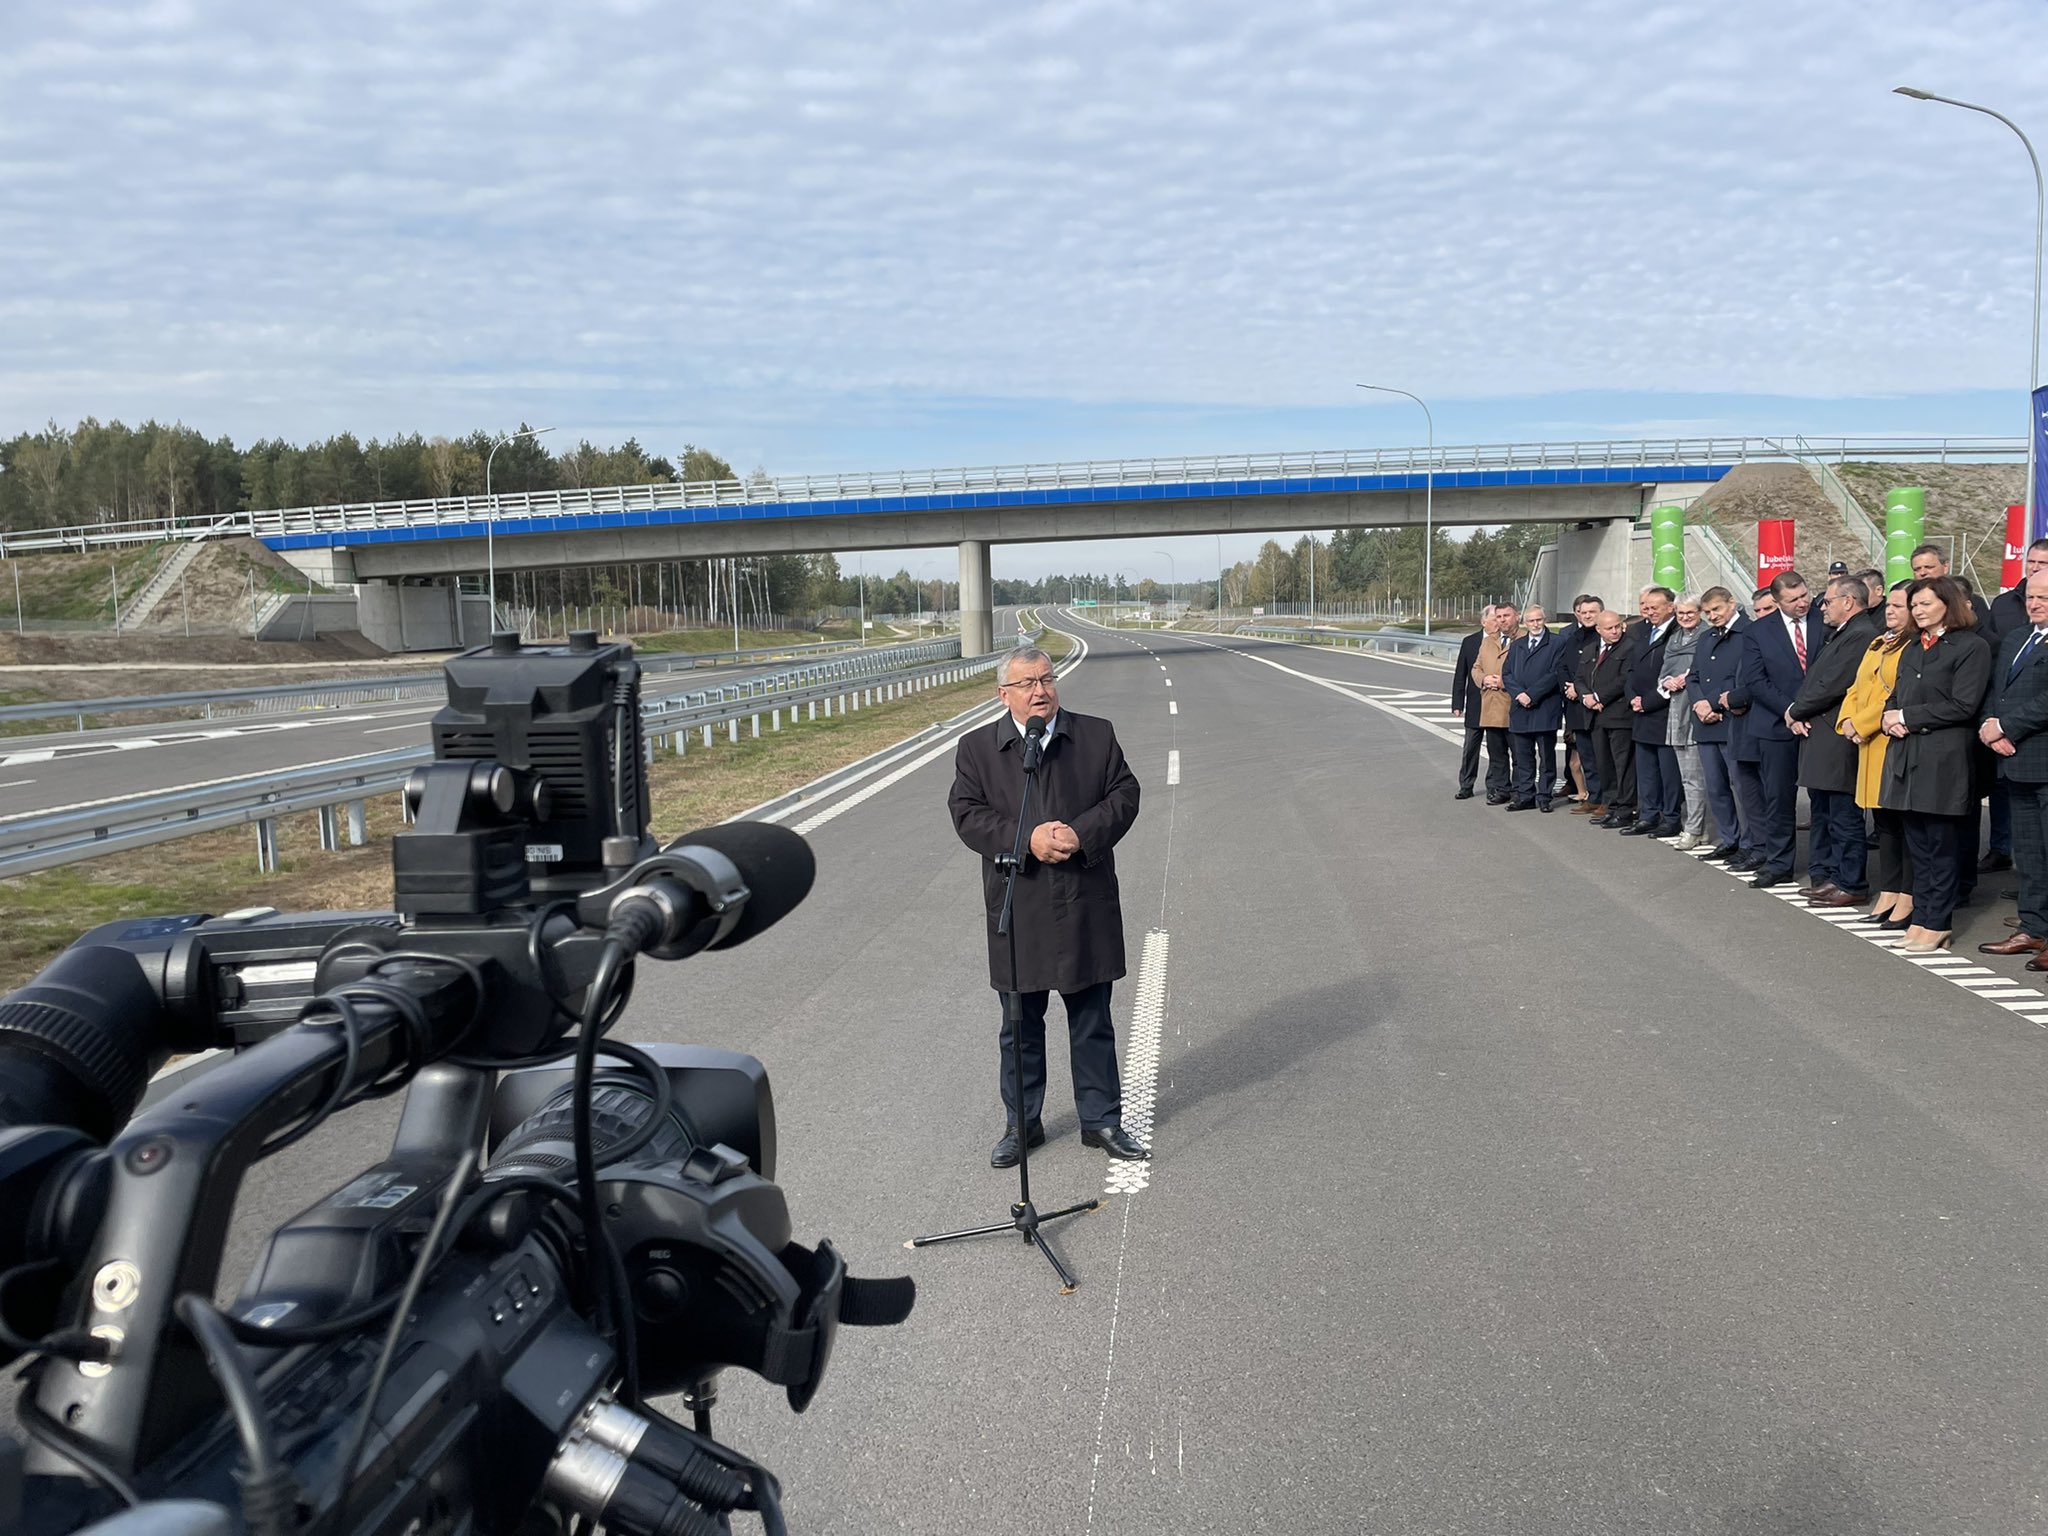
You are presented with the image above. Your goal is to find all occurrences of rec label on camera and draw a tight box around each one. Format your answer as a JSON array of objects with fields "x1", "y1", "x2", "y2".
[{"x1": 526, "y1": 844, "x2": 566, "y2": 862}]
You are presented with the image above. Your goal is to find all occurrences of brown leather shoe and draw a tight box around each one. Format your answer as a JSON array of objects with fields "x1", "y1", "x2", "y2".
[
  {"x1": 1807, "y1": 889, "x2": 1869, "y2": 908},
  {"x1": 1982, "y1": 933, "x2": 2048, "y2": 955},
  {"x1": 1799, "y1": 882, "x2": 1844, "y2": 900},
  {"x1": 2027, "y1": 950, "x2": 2048, "y2": 972},
  {"x1": 1573, "y1": 802, "x2": 1604, "y2": 816}
]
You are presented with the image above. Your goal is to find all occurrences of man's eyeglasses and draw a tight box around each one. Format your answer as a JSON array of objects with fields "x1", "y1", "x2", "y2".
[{"x1": 998, "y1": 674, "x2": 1056, "y2": 692}]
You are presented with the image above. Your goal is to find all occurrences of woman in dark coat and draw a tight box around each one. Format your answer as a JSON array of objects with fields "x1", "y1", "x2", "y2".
[{"x1": 1880, "y1": 577, "x2": 1993, "y2": 951}]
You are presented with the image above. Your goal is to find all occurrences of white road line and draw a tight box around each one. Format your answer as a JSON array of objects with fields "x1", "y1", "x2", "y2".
[
  {"x1": 0, "y1": 747, "x2": 427, "y2": 824},
  {"x1": 0, "y1": 778, "x2": 34, "y2": 790},
  {"x1": 1169, "y1": 701, "x2": 1178, "y2": 715},
  {"x1": 1106, "y1": 929, "x2": 1166, "y2": 1198},
  {"x1": 365, "y1": 722, "x2": 426, "y2": 735},
  {"x1": 1166, "y1": 750, "x2": 1181, "y2": 785}
]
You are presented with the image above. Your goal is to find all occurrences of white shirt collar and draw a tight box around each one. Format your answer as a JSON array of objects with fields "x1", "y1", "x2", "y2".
[{"x1": 1011, "y1": 709, "x2": 1061, "y2": 742}]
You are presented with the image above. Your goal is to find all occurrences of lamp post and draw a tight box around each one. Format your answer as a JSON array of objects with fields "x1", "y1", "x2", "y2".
[
  {"x1": 485, "y1": 425, "x2": 554, "y2": 626},
  {"x1": 1357, "y1": 384, "x2": 1434, "y2": 634},
  {"x1": 1216, "y1": 534, "x2": 1225, "y2": 623},
  {"x1": 1894, "y1": 86, "x2": 2043, "y2": 536},
  {"x1": 1153, "y1": 548, "x2": 1177, "y2": 618}
]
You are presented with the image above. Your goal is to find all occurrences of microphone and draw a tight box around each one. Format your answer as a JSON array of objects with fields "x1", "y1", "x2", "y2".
[
  {"x1": 1023, "y1": 713, "x2": 1047, "y2": 772},
  {"x1": 599, "y1": 822, "x2": 817, "y2": 961}
]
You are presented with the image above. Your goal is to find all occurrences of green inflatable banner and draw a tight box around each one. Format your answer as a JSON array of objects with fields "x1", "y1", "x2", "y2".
[
  {"x1": 1885, "y1": 488, "x2": 1926, "y2": 586},
  {"x1": 1650, "y1": 505, "x2": 1685, "y2": 592}
]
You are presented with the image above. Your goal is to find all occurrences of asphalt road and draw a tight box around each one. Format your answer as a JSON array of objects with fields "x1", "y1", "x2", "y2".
[
  {"x1": 0, "y1": 634, "x2": 966, "y2": 821},
  {"x1": 85, "y1": 615, "x2": 2048, "y2": 1530}
]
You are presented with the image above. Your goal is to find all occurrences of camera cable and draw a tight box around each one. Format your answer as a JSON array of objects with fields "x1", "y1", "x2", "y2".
[
  {"x1": 571, "y1": 936, "x2": 641, "y2": 1406},
  {"x1": 173, "y1": 1296, "x2": 295, "y2": 1536},
  {"x1": 323, "y1": 1146, "x2": 477, "y2": 1536}
]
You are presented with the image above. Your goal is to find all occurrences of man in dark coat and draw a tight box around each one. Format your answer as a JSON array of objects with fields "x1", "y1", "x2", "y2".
[
  {"x1": 1979, "y1": 571, "x2": 2048, "y2": 962},
  {"x1": 949, "y1": 647, "x2": 1147, "y2": 1166},
  {"x1": 1450, "y1": 606, "x2": 1504, "y2": 801},
  {"x1": 1788, "y1": 576, "x2": 1885, "y2": 905},
  {"x1": 1620, "y1": 587, "x2": 1677, "y2": 836},
  {"x1": 1988, "y1": 539, "x2": 2048, "y2": 638},
  {"x1": 1690, "y1": 587, "x2": 1750, "y2": 862},
  {"x1": 1580, "y1": 610, "x2": 1639, "y2": 827},
  {"x1": 1503, "y1": 603, "x2": 1565, "y2": 812},
  {"x1": 1739, "y1": 570, "x2": 1827, "y2": 887},
  {"x1": 1559, "y1": 593, "x2": 1606, "y2": 809}
]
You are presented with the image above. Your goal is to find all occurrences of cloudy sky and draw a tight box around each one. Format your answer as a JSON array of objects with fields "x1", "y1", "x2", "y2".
[{"x1": 5, "y1": 0, "x2": 2045, "y2": 579}]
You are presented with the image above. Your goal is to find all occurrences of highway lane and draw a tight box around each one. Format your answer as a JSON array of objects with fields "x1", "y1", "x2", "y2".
[
  {"x1": 0, "y1": 640, "x2": 968, "y2": 822},
  {"x1": 73, "y1": 614, "x2": 2048, "y2": 1530}
]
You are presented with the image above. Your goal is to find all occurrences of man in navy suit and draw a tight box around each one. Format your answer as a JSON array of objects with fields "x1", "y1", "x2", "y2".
[
  {"x1": 1690, "y1": 587, "x2": 1751, "y2": 860},
  {"x1": 1978, "y1": 571, "x2": 2048, "y2": 962},
  {"x1": 1739, "y1": 570, "x2": 1827, "y2": 887},
  {"x1": 1504, "y1": 603, "x2": 1565, "y2": 811},
  {"x1": 1619, "y1": 587, "x2": 1678, "y2": 836}
]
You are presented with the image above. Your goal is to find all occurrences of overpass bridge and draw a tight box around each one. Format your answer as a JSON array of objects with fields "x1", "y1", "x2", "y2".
[{"x1": 2, "y1": 436, "x2": 2021, "y2": 654}]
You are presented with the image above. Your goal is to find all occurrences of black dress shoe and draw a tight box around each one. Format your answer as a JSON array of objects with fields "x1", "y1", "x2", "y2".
[
  {"x1": 1454, "y1": 788, "x2": 1475, "y2": 800},
  {"x1": 1081, "y1": 1125, "x2": 1149, "y2": 1161},
  {"x1": 1982, "y1": 851, "x2": 2015, "y2": 872},
  {"x1": 1751, "y1": 867, "x2": 1792, "y2": 889},
  {"x1": 1706, "y1": 844, "x2": 1742, "y2": 861},
  {"x1": 1727, "y1": 853, "x2": 1763, "y2": 871},
  {"x1": 990, "y1": 1121, "x2": 1046, "y2": 1169},
  {"x1": 1650, "y1": 821, "x2": 1683, "y2": 838},
  {"x1": 1618, "y1": 821, "x2": 1658, "y2": 836},
  {"x1": 1485, "y1": 793, "x2": 1510, "y2": 805},
  {"x1": 1537, "y1": 801, "x2": 1555, "y2": 813},
  {"x1": 1504, "y1": 799, "x2": 1534, "y2": 812}
]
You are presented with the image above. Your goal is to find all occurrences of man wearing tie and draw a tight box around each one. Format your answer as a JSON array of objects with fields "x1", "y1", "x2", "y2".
[
  {"x1": 1581, "y1": 610, "x2": 1639, "y2": 827},
  {"x1": 1620, "y1": 587, "x2": 1678, "y2": 837},
  {"x1": 1691, "y1": 587, "x2": 1754, "y2": 862},
  {"x1": 1977, "y1": 572, "x2": 2048, "y2": 964},
  {"x1": 1788, "y1": 576, "x2": 1885, "y2": 905},
  {"x1": 1503, "y1": 603, "x2": 1564, "y2": 812},
  {"x1": 1739, "y1": 570, "x2": 1827, "y2": 888}
]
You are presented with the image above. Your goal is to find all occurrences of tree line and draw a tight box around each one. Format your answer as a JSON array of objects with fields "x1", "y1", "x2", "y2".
[{"x1": 0, "y1": 417, "x2": 745, "y2": 532}]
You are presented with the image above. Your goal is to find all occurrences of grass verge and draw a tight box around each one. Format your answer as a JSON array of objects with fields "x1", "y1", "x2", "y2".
[{"x1": 0, "y1": 628, "x2": 1071, "y2": 990}]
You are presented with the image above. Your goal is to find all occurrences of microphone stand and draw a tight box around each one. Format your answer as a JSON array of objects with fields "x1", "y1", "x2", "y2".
[{"x1": 908, "y1": 721, "x2": 1101, "y2": 1293}]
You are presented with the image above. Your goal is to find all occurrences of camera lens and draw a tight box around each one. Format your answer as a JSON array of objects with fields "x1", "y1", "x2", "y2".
[{"x1": 488, "y1": 1074, "x2": 693, "y2": 1182}]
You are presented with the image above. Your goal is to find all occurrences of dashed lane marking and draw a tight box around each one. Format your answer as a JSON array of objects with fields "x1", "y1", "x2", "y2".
[
  {"x1": 1166, "y1": 750, "x2": 1180, "y2": 786},
  {"x1": 1169, "y1": 701, "x2": 1178, "y2": 715}
]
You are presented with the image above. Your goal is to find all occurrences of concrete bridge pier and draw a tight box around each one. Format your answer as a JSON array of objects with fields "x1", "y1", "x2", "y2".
[
  {"x1": 1551, "y1": 520, "x2": 1635, "y2": 613},
  {"x1": 357, "y1": 578, "x2": 491, "y2": 654},
  {"x1": 959, "y1": 539, "x2": 994, "y2": 658}
]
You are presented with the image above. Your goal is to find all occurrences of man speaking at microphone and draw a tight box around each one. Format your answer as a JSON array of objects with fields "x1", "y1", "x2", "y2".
[{"x1": 949, "y1": 646, "x2": 1148, "y2": 1167}]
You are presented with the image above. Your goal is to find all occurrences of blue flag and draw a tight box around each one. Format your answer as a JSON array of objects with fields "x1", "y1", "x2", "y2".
[{"x1": 2036, "y1": 385, "x2": 2048, "y2": 542}]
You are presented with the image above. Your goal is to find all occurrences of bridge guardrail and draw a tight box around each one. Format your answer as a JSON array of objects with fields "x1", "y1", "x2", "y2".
[
  {"x1": 0, "y1": 642, "x2": 987, "y2": 876},
  {"x1": 3, "y1": 435, "x2": 2026, "y2": 552}
]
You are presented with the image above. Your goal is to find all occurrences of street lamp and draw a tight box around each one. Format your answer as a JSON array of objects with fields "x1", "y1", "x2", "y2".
[
  {"x1": 1153, "y1": 548, "x2": 1177, "y2": 618},
  {"x1": 1894, "y1": 86, "x2": 2043, "y2": 536},
  {"x1": 1357, "y1": 384, "x2": 1434, "y2": 635},
  {"x1": 485, "y1": 425, "x2": 555, "y2": 625}
]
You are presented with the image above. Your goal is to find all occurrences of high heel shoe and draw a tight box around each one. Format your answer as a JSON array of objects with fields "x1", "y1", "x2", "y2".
[
  {"x1": 1877, "y1": 909, "x2": 1915, "y2": 932},
  {"x1": 1897, "y1": 925, "x2": 1953, "y2": 954},
  {"x1": 1867, "y1": 892, "x2": 1908, "y2": 923}
]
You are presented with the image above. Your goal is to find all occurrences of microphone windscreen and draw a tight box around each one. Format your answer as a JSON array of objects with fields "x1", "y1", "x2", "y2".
[
  {"x1": 1025, "y1": 713, "x2": 1048, "y2": 738},
  {"x1": 662, "y1": 822, "x2": 817, "y2": 949}
]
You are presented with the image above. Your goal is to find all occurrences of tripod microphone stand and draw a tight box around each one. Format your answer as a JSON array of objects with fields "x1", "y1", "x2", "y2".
[{"x1": 909, "y1": 715, "x2": 1101, "y2": 1293}]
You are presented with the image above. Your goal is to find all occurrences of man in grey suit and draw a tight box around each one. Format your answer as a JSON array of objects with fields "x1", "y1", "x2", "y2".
[{"x1": 1977, "y1": 572, "x2": 2048, "y2": 964}]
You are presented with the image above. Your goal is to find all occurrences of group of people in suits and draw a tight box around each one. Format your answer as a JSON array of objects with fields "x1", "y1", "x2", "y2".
[{"x1": 1453, "y1": 539, "x2": 2048, "y2": 958}]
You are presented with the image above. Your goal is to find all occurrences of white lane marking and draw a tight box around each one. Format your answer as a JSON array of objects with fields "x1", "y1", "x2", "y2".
[
  {"x1": 1169, "y1": 701, "x2": 1178, "y2": 715},
  {"x1": 365, "y1": 722, "x2": 427, "y2": 735},
  {"x1": 1164, "y1": 679, "x2": 1172, "y2": 688},
  {"x1": 1107, "y1": 929, "x2": 1166, "y2": 1197},
  {"x1": 0, "y1": 778, "x2": 34, "y2": 790},
  {"x1": 0, "y1": 706, "x2": 443, "y2": 767},
  {"x1": 1175, "y1": 631, "x2": 1465, "y2": 745},
  {"x1": 1166, "y1": 750, "x2": 1180, "y2": 786}
]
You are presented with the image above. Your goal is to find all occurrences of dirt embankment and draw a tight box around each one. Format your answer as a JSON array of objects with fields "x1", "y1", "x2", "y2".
[{"x1": 1685, "y1": 464, "x2": 1875, "y2": 575}]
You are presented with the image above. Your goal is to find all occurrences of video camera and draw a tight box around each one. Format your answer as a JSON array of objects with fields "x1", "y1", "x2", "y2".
[{"x1": 0, "y1": 629, "x2": 912, "y2": 1536}]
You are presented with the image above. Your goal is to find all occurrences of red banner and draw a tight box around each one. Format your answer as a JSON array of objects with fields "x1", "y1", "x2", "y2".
[
  {"x1": 2004, "y1": 504, "x2": 2027, "y2": 591},
  {"x1": 1757, "y1": 519, "x2": 1795, "y2": 584}
]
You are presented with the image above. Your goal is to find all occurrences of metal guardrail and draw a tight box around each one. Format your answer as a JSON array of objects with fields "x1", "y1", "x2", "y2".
[
  {"x1": 2, "y1": 436, "x2": 2026, "y2": 552},
  {"x1": 0, "y1": 641, "x2": 982, "y2": 876},
  {"x1": 1233, "y1": 623, "x2": 1463, "y2": 663},
  {"x1": 0, "y1": 637, "x2": 878, "y2": 731}
]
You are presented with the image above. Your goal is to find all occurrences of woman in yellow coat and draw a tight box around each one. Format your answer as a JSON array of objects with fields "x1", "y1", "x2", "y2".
[{"x1": 1838, "y1": 581, "x2": 1911, "y2": 924}]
